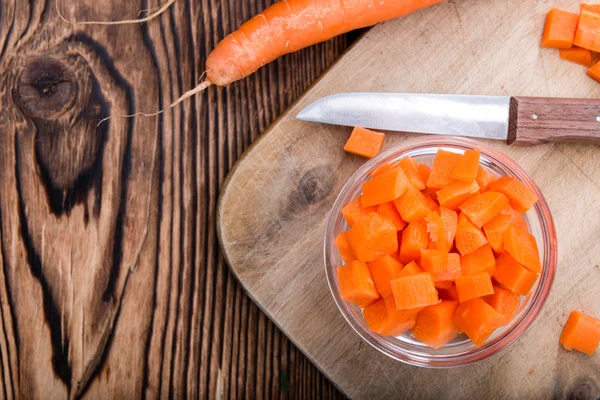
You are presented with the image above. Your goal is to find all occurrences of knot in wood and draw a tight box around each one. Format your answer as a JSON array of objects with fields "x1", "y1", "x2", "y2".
[
  {"x1": 564, "y1": 378, "x2": 599, "y2": 400},
  {"x1": 15, "y1": 56, "x2": 77, "y2": 119}
]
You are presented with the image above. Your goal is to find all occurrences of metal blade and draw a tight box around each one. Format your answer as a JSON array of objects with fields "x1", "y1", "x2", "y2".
[{"x1": 296, "y1": 93, "x2": 511, "y2": 141}]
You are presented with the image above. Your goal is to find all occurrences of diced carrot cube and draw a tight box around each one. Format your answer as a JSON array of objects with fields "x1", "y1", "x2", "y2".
[
  {"x1": 588, "y1": 59, "x2": 600, "y2": 82},
  {"x1": 399, "y1": 221, "x2": 428, "y2": 263},
  {"x1": 361, "y1": 168, "x2": 410, "y2": 208},
  {"x1": 503, "y1": 225, "x2": 541, "y2": 273},
  {"x1": 560, "y1": 310, "x2": 600, "y2": 355},
  {"x1": 493, "y1": 253, "x2": 538, "y2": 296},
  {"x1": 433, "y1": 253, "x2": 462, "y2": 283},
  {"x1": 489, "y1": 177, "x2": 538, "y2": 212},
  {"x1": 384, "y1": 295, "x2": 423, "y2": 325},
  {"x1": 453, "y1": 298, "x2": 503, "y2": 347},
  {"x1": 342, "y1": 196, "x2": 376, "y2": 227},
  {"x1": 476, "y1": 166, "x2": 497, "y2": 191},
  {"x1": 368, "y1": 255, "x2": 403, "y2": 298},
  {"x1": 370, "y1": 163, "x2": 393, "y2": 178},
  {"x1": 420, "y1": 249, "x2": 449, "y2": 274},
  {"x1": 391, "y1": 274, "x2": 440, "y2": 310},
  {"x1": 348, "y1": 213, "x2": 398, "y2": 262},
  {"x1": 440, "y1": 207, "x2": 458, "y2": 248},
  {"x1": 455, "y1": 273, "x2": 495, "y2": 303},
  {"x1": 393, "y1": 186, "x2": 433, "y2": 223},
  {"x1": 337, "y1": 260, "x2": 380, "y2": 307},
  {"x1": 455, "y1": 213, "x2": 488, "y2": 256},
  {"x1": 377, "y1": 201, "x2": 407, "y2": 231},
  {"x1": 344, "y1": 126, "x2": 385, "y2": 158},
  {"x1": 434, "y1": 280, "x2": 453, "y2": 290},
  {"x1": 483, "y1": 213, "x2": 512, "y2": 253},
  {"x1": 362, "y1": 298, "x2": 416, "y2": 336},
  {"x1": 335, "y1": 232, "x2": 355, "y2": 262},
  {"x1": 438, "y1": 284, "x2": 459, "y2": 301},
  {"x1": 574, "y1": 5, "x2": 600, "y2": 52},
  {"x1": 542, "y1": 8, "x2": 579, "y2": 49},
  {"x1": 397, "y1": 261, "x2": 422, "y2": 278},
  {"x1": 427, "y1": 150, "x2": 461, "y2": 189},
  {"x1": 412, "y1": 300, "x2": 460, "y2": 349},
  {"x1": 452, "y1": 150, "x2": 480, "y2": 183},
  {"x1": 425, "y1": 211, "x2": 447, "y2": 251},
  {"x1": 459, "y1": 192, "x2": 510, "y2": 228},
  {"x1": 560, "y1": 47, "x2": 593, "y2": 66},
  {"x1": 417, "y1": 164, "x2": 431, "y2": 184},
  {"x1": 460, "y1": 244, "x2": 496, "y2": 277},
  {"x1": 396, "y1": 156, "x2": 426, "y2": 190},
  {"x1": 422, "y1": 191, "x2": 440, "y2": 212},
  {"x1": 484, "y1": 286, "x2": 521, "y2": 326},
  {"x1": 436, "y1": 180, "x2": 480, "y2": 210}
]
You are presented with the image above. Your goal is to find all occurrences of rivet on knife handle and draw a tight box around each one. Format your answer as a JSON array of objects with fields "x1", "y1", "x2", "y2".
[{"x1": 507, "y1": 96, "x2": 600, "y2": 145}]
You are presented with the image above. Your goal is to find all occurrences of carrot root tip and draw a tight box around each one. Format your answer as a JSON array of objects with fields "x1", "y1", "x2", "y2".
[{"x1": 56, "y1": 0, "x2": 177, "y2": 25}]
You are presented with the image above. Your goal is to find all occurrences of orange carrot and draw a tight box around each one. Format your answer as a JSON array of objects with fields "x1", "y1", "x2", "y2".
[
  {"x1": 542, "y1": 8, "x2": 580, "y2": 49},
  {"x1": 452, "y1": 150, "x2": 480, "y2": 183},
  {"x1": 588, "y1": 59, "x2": 600, "y2": 82},
  {"x1": 453, "y1": 298, "x2": 503, "y2": 347},
  {"x1": 455, "y1": 272, "x2": 495, "y2": 303},
  {"x1": 348, "y1": 212, "x2": 398, "y2": 262},
  {"x1": 425, "y1": 211, "x2": 448, "y2": 252},
  {"x1": 397, "y1": 157, "x2": 427, "y2": 190},
  {"x1": 459, "y1": 192, "x2": 510, "y2": 228},
  {"x1": 363, "y1": 298, "x2": 416, "y2": 336},
  {"x1": 371, "y1": 163, "x2": 393, "y2": 178},
  {"x1": 489, "y1": 177, "x2": 538, "y2": 212},
  {"x1": 560, "y1": 47, "x2": 594, "y2": 66},
  {"x1": 420, "y1": 249, "x2": 449, "y2": 274},
  {"x1": 377, "y1": 201, "x2": 408, "y2": 231},
  {"x1": 503, "y1": 208, "x2": 529, "y2": 232},
  {"x1": 342, "y1": 196, "x2": 377, "y2": 226},
  {"x1": 440, "y1": 207, "x2": 458, "y2": 248},
  {"x1": 574, "y1": 5, "x2": 600, "y2": 52},
  {"x1": 337, "y1": 260, "x2": 380, "y2": 307},
  {"x1": 368, "y1": 255, "x2": 403, "y2": 298},
  {"x1": 438, "y1": 284, "x2": 459, "y2": 301},
  {"x1": 493, "y1": 253, "x2": 538, "y2": 296},
  {"x1": 560, "y1": 310, "x2": 600, "y2": 355},
  {"x1": 417, "y1": 164, "x2": 431, "y2": 184},
  {"x1": 391, "y1": 273, "x2": 440, "y2": 310},
  {"x1": 335, "y1": 232, "x2": 355, "y2": 262},
  {"x1": 460, "y1": 244, "x2": 496, "y2": 277},
  {"x1": 436, "y1": 180, "x2": 480, "y2": 210},
  {"x1": 399, "y1": 221, "x2": 428, "y2": 263},
  {"x1": 433, "y1": 253, "x2": 462, "y2": 283},
  {"x1": 427, "y1": 150, "x2": 462, "y2": 189},
  {"x1": 344, "y1": 127, "x2": 386, "y2": 158},
  {"x1": 422, "y1": 191, "x2": 440, "y2": 212},
  {"x1": 362, "y1": 168, "x2": 410, "y2": 207},
  {"x1": 434, "y1": 280, "x2": 453, "y2": 290},
  {"x1": 503, "y1": 225, "x2": 541, "y2": 273},
  {"x1": 397, "y1": 261, "x2": 423, "y2": 278},
  {"x1": 455, "y1": 213, "x2": 488, "y2": 256},
  {"x1": 483, "y1": 213, "x2": 512, "y2": 253},
  {"x1": 484, "y1": 286, "x2": 521, "y2": 326},
  {"x1": 393, "y1": 186, "x2": 433, "y2": 223},
  {"x1": 476, "y1": 166, "x2": 497, "y2": 191},
  {"x1": 412, "y1": 300, "x2": 459, "y2": 349}
]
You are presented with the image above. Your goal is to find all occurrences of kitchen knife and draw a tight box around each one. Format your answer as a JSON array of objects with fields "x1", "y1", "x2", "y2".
[{"x1": 295, "y1": 93, "x2": 600, "y2": 145}]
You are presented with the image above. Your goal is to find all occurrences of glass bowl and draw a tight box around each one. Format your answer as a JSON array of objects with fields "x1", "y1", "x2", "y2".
[{"x1": 324, "y1": 136, "x2": 557, "y2": 368}]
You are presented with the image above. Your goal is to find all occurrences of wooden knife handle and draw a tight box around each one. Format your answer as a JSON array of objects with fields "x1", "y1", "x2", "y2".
[{"x1": 507, "y1": 96, "x2": 600, "y2": 145}]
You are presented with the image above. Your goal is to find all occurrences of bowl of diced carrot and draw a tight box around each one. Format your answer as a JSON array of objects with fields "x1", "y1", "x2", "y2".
[{"x1": 324, "y1": 136, "x2": 557, "y2": 368}]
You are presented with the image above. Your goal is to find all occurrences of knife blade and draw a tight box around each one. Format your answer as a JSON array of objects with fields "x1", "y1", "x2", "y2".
[{"x1": 295, "y1": 92, "x2": 600, "y2": 145}]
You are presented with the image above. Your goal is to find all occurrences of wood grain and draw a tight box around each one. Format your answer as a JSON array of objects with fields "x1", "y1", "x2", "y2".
[
  {"x1": 218, "y1": 0, "x2": 600, "y2": 399},
  {"x1": 0, "y1": 0, "x2": 351, "y2": 398}
]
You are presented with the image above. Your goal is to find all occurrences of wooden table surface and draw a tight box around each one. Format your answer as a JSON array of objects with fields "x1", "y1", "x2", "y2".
[{"x1": 0, "y1": 0, "x2": 354, "y2": 398}]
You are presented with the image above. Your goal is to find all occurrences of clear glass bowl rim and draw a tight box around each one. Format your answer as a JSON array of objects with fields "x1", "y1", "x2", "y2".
[{"x1": 323, "y1": 136, "x2": 558, "y2": 368}]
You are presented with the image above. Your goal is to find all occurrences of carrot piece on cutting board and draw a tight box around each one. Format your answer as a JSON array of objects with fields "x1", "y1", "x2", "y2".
[
  {"x1": 437, "y1": 180, "x2": 480, "y2": 210},
  {"x1": 394, "y1": 186, "x2": 433, "y2": 223},
  {"x1": 455, "y1": 272, "x2": 495, "y2": 303},
  {"x1": 459, "y1": 192, "x2": 510, "y2": 228},
  {"x1": 455, "y1": 213, "x2": 488, "y2": 256},
  {"x1": 542, "y1": 8, "x2": 580, "y2": 49},
  {"x1": 460, "y1": 244, "x2": 496, "y2": 277},
  {"x1": 377, "y1": 201, "x2": 407, "y2": 231},
  {"x1": 399, "y1": 221, "x2": 428, "y2": 263},
  {"x1": 476, "y1": 166, "x2": 497, "y2": 191},
  {"x1": 412, "y1": 300, "x2": 459, "y2": 349},
  {"x1": 493, "y1": 253, "x2": 538, "y2": 296},
  {"x1": 574, "y1": 5, "x2": 600, "y2": 52},
  {"x1": 452, "y1": 150, "x2": 480, "y2": 183},
  {"x1": 397, "y1": 261, "x2": 422, "y2": 278},
  {"x1": 587, "y1": 59, "x2": 600, "y2": 81},
  {"x1": 503, "y1": 225, "x2": 541, "y2": 273},
  {"x1": 344, "y1": 126, "x2": 385, "y2": 158},
  {"x1": 420, "y1": 249, "x2": 449, "y2": 274},
  {"x1": 489, "y1": 177, "x2": 538, "y2": 212},
  {"x1": 337, "y1": 260, "x2": 380, "y2": 307},
  {"x1": 484, "y1": 286, "x2": 521, "y2": 326},
  {"x1": 368, "y1": 255, "x2": 403, "y2": 298},
  {"x1": 342, "y1": 196, "x2": 377, "y2": 226},
  {"x1": 440, "y1": 207, "x2": 458, "y2": 248},
  {"x1": 348, "y1": 212, "x2": 398, "y2": 262},
  {"x1": 453, "y1": 298, "x2": 503, "y2": 347},
  {"x1": 397, "y1": 156, "x2": 427, "y2": 190},
  {"x1": 391, "y1": 273, "x2": 440, "y2": 310},
  {"x1": 560, "y1": 310, "x2": 600, "y2": 355},
  {"x1": 362, "y1": 168, "x2": 409, "y2": 207},
  {"x1": 362, "y1": 298, "x2": 416, "y2": 336},
  {"x1": 335, "y1": 232, "x2": 355, "y2": 262},
  {"x1": 427, "y1": 150, "x2": 461, "y2": 189},
  {"x1": 434, "y1": 253, "x2": 462, "y2": 283},
  {"x1": 560, "y1": 47, "x2": 594, "y2": 66}
]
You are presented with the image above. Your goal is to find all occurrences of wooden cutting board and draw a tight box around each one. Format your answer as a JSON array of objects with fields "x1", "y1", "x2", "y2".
[{"x1": 217, "y1": 0, "x2": 600, "y2": 398}]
